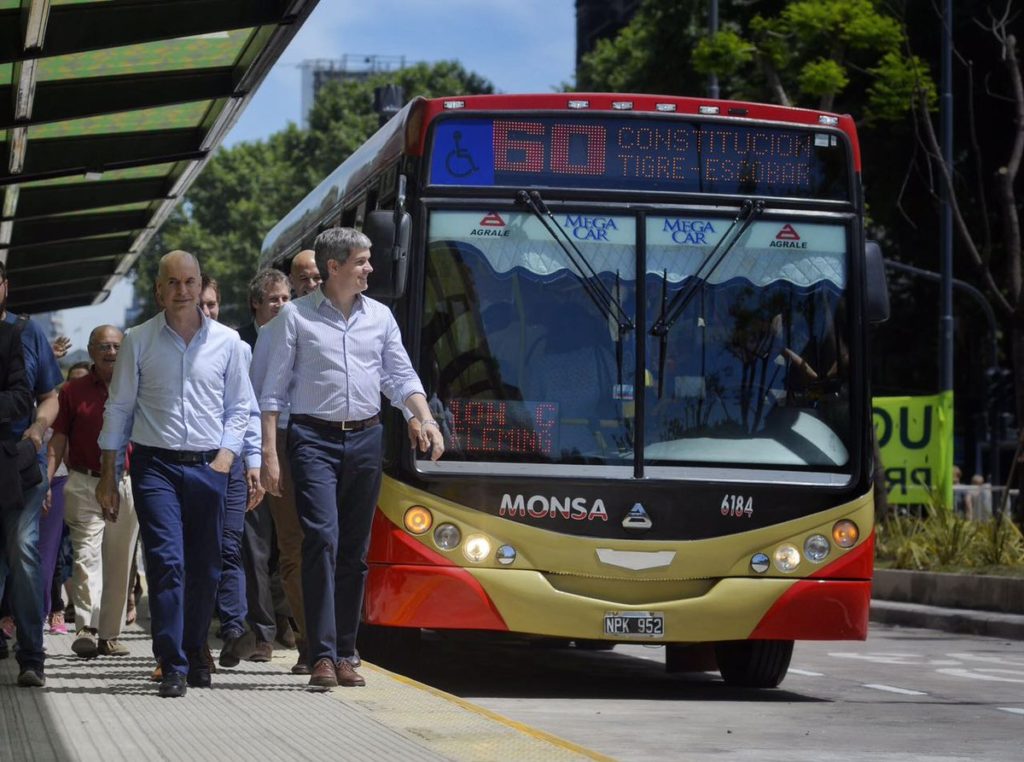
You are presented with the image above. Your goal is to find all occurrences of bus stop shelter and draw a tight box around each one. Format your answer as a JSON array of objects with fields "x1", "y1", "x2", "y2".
[{"x1": 0, "y1": 0, "x2": 318, "y2": 314}]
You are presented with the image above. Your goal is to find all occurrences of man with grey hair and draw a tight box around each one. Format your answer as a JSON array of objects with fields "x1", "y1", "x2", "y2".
[
  {"x1": 251, "y1": 226, "x2": 443, "y2": 690},
  {"x1": 97, "y1": 250, "x2": 255, "y2": 698}
]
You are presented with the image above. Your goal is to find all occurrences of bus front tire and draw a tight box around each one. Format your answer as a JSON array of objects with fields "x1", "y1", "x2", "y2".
[{"x1": 715, "y1": 639, "x2": 793, "y2": 688}]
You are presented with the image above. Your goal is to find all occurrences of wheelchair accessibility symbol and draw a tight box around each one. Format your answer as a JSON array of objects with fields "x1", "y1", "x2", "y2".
[{"x1": 445, "y1": 131, "x2": 479, "y2": 178}]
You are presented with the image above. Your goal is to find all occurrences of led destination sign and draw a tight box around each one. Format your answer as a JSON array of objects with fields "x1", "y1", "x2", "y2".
[{"x1": 430, "y1": 116, "x2": 849, "y2": 200}]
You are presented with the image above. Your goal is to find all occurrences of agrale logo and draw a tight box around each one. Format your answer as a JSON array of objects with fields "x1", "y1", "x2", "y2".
[
  {"x1": 769, "y1": 223, "x2": 807, "y2": 249},
  {"x1": 472, "y1": 211, "x2": 509, "y2": 237}
]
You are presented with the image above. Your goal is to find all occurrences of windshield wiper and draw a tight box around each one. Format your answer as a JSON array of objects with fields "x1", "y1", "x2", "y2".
[
  {"x1": 650, "y1": 199, "x2": 765, "y2": 397},
  {"x1": 516, "y1": 190, "x2": 634, "y2": 334}
]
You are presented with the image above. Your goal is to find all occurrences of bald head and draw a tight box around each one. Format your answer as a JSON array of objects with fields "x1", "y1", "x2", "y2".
[
  {"x1": 290, "y1": 249, "x2": 321, "y2": 296},
  {"x1": 156, "y1": 249, "x2": 202, "y2": 319},
  {"x1": 87, "y1": 324, "x2": 124, "y2": 384}
]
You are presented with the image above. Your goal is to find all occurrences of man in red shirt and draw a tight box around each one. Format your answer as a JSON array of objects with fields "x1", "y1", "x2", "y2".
[{"x1": 47, "y1": 325, "x2": 139, "y2": 657}]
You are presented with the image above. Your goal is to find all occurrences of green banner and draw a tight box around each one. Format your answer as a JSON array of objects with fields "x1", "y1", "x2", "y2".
[{"x1": 872, "y1": 392, "x2": 954, "y2": 508}]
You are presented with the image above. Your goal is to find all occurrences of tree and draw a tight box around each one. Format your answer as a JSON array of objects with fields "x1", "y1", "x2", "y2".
[{"x1": 134, "y1": 61, "x2": 493, "y2": 325}]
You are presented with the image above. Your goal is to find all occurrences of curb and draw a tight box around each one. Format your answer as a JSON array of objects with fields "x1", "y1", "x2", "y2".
[{"x1": 870, "y1": 599, "x2": 1024, "y2": 640}]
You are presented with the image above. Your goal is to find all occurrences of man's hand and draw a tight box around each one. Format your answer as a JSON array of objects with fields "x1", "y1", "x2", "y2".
[
  {"x1": 417, "y1": 420, "x2": 445, "y2": 462},
  {"x1": 96, "y1": 474, "x2": 120, "y2": 522},
  {"x1": 246, "y1": 467, "x2": 265, "y2": 511},
  {"x1": 43, "y1": 488, "x2": 52, "y2": 517},
  {"x1": 406, "y1": 418, "x2": 422, "y2": 450},
  {"x1": 209, "y1": 448, "x2": 234, "y2": 474},
  {"x1": 51, "y1": 336, "x2": 72, "y2": 359},
  {"x1": 22, "y1": 420, "x2": 45, "y2": 451},
  {"x1": 261, "y1": 455, "x2": 281, "y2": 497}
]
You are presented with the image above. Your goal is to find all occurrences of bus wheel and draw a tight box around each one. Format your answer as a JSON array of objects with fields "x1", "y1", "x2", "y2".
[{"x1": 714, "y1": 639, "x2": 793, "y2": 688}]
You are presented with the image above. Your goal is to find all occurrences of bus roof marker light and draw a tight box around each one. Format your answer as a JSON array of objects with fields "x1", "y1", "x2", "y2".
[
  {"x1": 832, "y1": 520, "x2": 859, "y2": 548},
  {"x1": 567, "y1": 99, "x2": 589, "y2": 109},
  {"x1": 818, "y1": 115, "x2": 839, "y2": 126},
  {"x1": 496, "y1": 545, "x2": 517, "y2": 565},
  {"x1": 463, "y1": 534, "x2": 492, "y2": 563},
  {"x1": 699, "y1": 105, "x2": 720, "y2": 115},
  {"x1": 611, "y1": 101, "x2": 633, "y2": 111},
  {"x1": 750, "y1": 553, "x2": 770, "y2": 574},
  {"x1": 434, "y1": 523, "x2": 461, "y2": 550},
  {"x1": 773, "y1": 544, "x2": 801, "y2": 573},
  {"x1": 403, "y1": 506, "x2": 432, "y2": 535},
  {"x1": 443, "y1": 100, "x2": 465, "y2": 110},
  {"x1": 655, "y1": 103, "x2": 677, "y2": 112}
]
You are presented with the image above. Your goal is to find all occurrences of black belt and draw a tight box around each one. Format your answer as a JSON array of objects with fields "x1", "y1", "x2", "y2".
[
  {"x1": 291, "y1": 413, "x2": 380, "y2": 432},
  {"x1": 132, "y1": 444, "x2": 219, "y2": 464},
  {"x1": 69, "y1": 465, "x2": 102, "y2": 478}
]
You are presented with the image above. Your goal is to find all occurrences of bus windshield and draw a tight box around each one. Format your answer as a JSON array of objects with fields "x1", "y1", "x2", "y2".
[{"x1": 420, "y1": 209, "x2": 851, "y2": 473}]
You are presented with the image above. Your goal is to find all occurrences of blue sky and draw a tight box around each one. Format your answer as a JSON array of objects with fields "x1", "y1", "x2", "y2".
[{"x1": 53, "y1": 0, "x2": 577, "y2": 348}]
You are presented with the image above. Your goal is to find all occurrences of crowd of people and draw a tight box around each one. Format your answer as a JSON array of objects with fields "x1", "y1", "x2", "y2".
[{"x1": 0, "y1": 228, "x2": 444, "y2": 697}]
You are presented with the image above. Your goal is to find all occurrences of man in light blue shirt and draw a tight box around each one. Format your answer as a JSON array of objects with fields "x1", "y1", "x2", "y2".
[
  {"x1": 96, "y1": 250, "x2": 255, "y2": 699},
  {"x1": 251, "y1": 227, "x2": 443, "y2": 691}
]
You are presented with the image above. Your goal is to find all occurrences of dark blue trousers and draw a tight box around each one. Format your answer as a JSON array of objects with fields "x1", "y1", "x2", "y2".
[
  {"x1": 288, "y1": 421, "x2": 382, "y2": 665},
  {"x1": 216, "y1": 458, "x2": 247, "y2": 638},
  {"x1": 130, "y1": 451, "x2": 227, "y2": 676}
]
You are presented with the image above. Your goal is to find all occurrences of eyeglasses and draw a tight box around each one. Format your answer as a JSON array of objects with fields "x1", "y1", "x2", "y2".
[{"x1": 90, "y1": 343, "x2": 120, "y2": 352}]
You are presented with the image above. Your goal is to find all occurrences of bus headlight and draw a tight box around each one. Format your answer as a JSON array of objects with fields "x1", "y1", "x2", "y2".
[
  {"x1": 433, "y1": 523, "x2": 461, "y2": 550},
  {"x1": 496, "y1": 545, "x2": 517, "y2": 565},
  {"x1": 463, "y1": 534, "x2": 491, "y2": 563},
  {"x1": 804, "y1": 534, "x2": 831, "y2": 563},
  {"x1": 773, "y1": 544, "x2": 801, "y2": 573},
  {"x1": 832, "y1": 520, "x2": 859, "y2": 548},
  {"x1": 403, "y1": 506, "x2": 432, "y2": 535}
]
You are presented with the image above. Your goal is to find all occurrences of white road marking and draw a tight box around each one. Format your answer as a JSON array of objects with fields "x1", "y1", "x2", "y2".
[
  {"x1": 936, "y1": 668, "x2": 1024, "y2": 684},
  {"x1": 829, "y1": 652, "x2": 922, "y2": 665},
  {"x1": 997, "y1": 707, "x2": 1024, "y2": 716},
  {"x1": 789, "y1": 668, "x2": 824, "y2": 677},
  {"x1": 948, "y1": 652, "x2": 1024, "y2": 667},
  {"x1": 862, "y1": 683, "x2": 927, "y2": 696}
]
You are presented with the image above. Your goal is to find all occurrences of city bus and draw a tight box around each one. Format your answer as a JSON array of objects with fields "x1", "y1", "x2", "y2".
[{"x1": 259, "y1": 93, "x2": 889, "y2": 687}]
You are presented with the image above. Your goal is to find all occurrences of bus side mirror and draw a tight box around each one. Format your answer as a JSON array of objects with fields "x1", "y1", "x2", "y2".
[
  {"x1": 364, "y1": 209, "x2": 412, "y2": 300},
  {"x1": 865, "y1": 241, "x2": 890, "y2": 324}
]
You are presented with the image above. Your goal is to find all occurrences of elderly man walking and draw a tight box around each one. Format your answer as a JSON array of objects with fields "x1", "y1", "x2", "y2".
[
  {"x1": 251, "y1": 227, "x2": 444, "y2": 691},
  {"x1": 97, "y1": 250, "x2": 254, "y2": 698},
  {"x1": 48, "y1": 325, "x2": 139, "y2": 659}
]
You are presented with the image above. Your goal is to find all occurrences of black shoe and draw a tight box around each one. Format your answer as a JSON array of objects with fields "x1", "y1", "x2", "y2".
[
  {"x1": 17, "y1": 667, "x2": 45, "y2": 688},
  {"x1": 159, "y1": 672, "x2": 187, "y2": 698},
  {"x1": 219, "y1": 631, "x2": 243, "y2": 668},
  {"x1": 186, "y1": 652, "x2": 211, "y2": 688},
  {"x1": 0, "y1": 636, "x2": 8, "y2": 661}
]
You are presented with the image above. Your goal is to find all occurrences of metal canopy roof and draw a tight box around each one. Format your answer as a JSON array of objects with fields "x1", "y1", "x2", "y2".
[{"x1": 0, "y1": 0, "x2": 319, "y2": 314}]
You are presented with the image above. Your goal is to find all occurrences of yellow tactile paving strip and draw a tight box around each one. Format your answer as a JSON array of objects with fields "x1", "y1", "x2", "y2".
[{"x1": 321, "y1": 658, "x2": 612, "y2": 762}]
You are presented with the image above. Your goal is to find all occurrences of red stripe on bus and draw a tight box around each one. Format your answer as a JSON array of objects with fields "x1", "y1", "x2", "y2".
[
  {"x1": 749, "y1": 580, "x2": 870, "y2": 640},
  {"x1": 364, "y1": 564, "x2": 509, "y2": 630}
]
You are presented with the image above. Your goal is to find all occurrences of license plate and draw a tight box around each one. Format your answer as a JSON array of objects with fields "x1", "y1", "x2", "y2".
[{"x1": 603, "y1": 611, "x2": 664, "y2": 638}]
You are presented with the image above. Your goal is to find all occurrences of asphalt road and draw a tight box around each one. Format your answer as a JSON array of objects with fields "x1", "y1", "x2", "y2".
[{"x1": 375, "y1": 625, "x2": 1024, "y2": 761}]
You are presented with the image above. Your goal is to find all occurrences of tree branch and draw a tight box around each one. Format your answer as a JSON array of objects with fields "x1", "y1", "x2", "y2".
[{"x1": 917, "y1": 94, "x2": 1014, "y2": 315}]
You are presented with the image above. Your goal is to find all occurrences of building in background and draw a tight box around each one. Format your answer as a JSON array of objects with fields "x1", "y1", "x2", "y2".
[
  {"x1": 300, "y1": 55, "x2": 407, "y2": 125},
  {"x1": 575, "y1": 0, "x2": 640, "y2": 68}
]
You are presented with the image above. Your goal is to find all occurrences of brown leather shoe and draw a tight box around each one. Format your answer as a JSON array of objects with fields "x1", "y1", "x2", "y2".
[
  {"x1": 275, "y1": 616, "x2": 297, "y2": 649},
  {"x1": 335, "y1": 659, "x2": 366, "y2": 687},
  {"x1": 307, "y1": 658, "x2": 338, "y2": 691},
  {"x1": 248, "y1": 639, "x2": 272, "y2": 663},
  {"x1": 291, "y1": 654, "x2": 311, "y2": 675}
]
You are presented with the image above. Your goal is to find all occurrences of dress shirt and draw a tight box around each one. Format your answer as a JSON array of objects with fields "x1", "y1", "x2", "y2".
[
  {"x1": 98, "y1": 310, "x2": 254, "y2": 455},
  {"x1": 237, "y1": 339, "x2": 261, "y2": 469},
  {"x1": 254, "y1": 320, "x2": 291, "y2": 429},
  {"x1": 251, "y1": 289, "x2": 423, "y2": 421}
]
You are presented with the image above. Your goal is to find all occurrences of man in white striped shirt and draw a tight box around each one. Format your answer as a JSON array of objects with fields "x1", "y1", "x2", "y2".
[{"x1": 250, "y1": 227, "x2": 443, "y2": 690}]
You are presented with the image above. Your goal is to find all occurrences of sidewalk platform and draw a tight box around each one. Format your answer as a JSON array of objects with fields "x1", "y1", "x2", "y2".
[{"x1": 0, "y1": 626, "x2": 605, "y2": 762}]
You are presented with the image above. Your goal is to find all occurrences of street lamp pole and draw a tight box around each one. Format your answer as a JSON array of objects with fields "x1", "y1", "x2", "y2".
[{"x1": 708, "y1": 0, "x2": 719, "y2": 99}]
